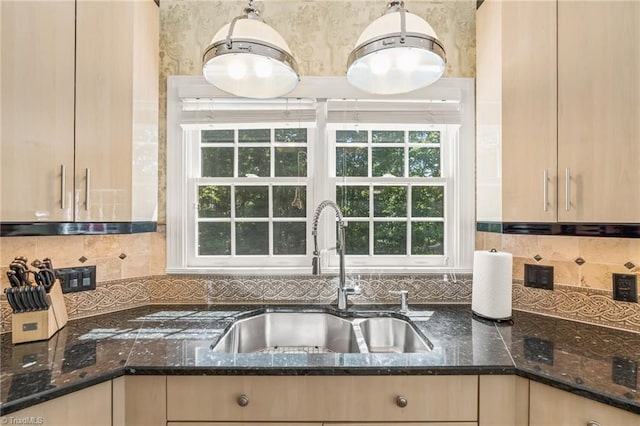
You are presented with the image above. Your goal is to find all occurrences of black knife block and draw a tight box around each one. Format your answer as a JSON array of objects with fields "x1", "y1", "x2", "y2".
[{"x1": 12, "y1": 280, "x2": 68, "y2": 344}]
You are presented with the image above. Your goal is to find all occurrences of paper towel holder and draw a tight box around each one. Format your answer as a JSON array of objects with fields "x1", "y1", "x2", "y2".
[{"x1": 471, "y1": 248, "x2": 514, "y2": 324}]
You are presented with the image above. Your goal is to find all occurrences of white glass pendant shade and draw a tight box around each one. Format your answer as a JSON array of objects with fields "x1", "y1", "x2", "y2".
[
  {"x1": 347, "y1": 6, "x2": 446, "y2": 95},
  {"x1": 203, "y1": 14, "x2": 299, "y2": 98}
]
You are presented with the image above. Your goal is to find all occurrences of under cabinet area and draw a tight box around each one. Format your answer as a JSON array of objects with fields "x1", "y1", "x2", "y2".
[
  {"x1": 166, "y1": 376, "x2": 479, "y2": 423},
  {"x1": 0, "y1": 0, "x2": 158, "y2": 223}
]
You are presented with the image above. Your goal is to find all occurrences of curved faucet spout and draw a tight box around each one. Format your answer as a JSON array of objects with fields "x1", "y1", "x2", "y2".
[{"x1": 311, "y1": 200, "x2": 350, "y2": 310}]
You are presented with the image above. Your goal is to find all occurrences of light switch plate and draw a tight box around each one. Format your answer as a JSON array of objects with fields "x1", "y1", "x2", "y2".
[
  {"x1": 524, "y1": 264, "x2": 554, "y2": 290},
  {"x1": 57, "y1": 265, "x2": 96, "y2": 293},
  {"x1": 612, "y1": 273, "x2": 638, "y2": 303}
]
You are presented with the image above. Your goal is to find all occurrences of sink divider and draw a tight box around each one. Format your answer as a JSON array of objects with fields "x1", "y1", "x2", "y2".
[{"x1": 350, "y1": 320, "x2": 370, "y2": 353}]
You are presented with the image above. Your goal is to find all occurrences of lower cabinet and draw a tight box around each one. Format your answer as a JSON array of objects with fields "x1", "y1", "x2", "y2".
[
  {"x1": 0, "y1": 381, "x2": 112, "y2": 426},
  {"x1": 479, "y1": 375, "x2": 529, "y2": 426},
  {"x1": 4, "y1": 375, "x2": 640, "y2": 426},
  {"x1": 166, "y1": 376, "x2": 479, "y2": 423},
  {"x1": 112, "y1": 376, "x2": 166, "y2": 426},
  {"x1": 529, "y1": 381, "x2": 639, "y2": 426}
]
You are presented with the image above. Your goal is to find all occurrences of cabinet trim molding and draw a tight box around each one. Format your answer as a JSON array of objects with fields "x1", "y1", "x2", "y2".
[
  {"x1": 477, "y1": 222, "x2": 640, "y2": 238},
  {"x1": 0, "y1": 221, "x2": 157, "y2": 237}
]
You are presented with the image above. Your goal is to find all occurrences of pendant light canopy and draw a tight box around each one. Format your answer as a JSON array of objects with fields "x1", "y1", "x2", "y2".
[
  {"x1": 202, "y1": 1, "x2": 299, "y2": 98},
  {"x1": 347, "y1": 1, "x2": 446, "y2": 95}
]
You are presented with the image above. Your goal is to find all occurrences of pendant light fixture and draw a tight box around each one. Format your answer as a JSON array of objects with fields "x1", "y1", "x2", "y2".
[
  {"x1": 202, "y1": 1, "x2": 299, "y2": 98},
  {"x1": 346, "y1": 1, "x2": 446, "y2": 95}
]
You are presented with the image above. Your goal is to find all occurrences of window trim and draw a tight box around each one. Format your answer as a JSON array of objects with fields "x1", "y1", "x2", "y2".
[{"x1": 166, "y1": 76, "x2": 475, "y2": 274}]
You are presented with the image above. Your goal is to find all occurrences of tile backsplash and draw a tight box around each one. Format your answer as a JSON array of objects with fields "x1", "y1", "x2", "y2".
[
  {"x1": 477, "y1": 231, "x2": 640, "y2": 332},
  {"x1": 476, "y1": 232, "x2": 640, "y2": 292},
  {"x1": 0, "y1": 229, "x2": 166, "y2": 283}
]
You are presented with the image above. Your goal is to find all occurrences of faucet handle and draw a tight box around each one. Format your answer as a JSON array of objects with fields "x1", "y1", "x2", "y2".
[
  {"x1": 312, "y1": 254, "x2": 321, "y2": 275},
  {"x1": 389, "y1": 290, "x2": 409, "y2": 313}
]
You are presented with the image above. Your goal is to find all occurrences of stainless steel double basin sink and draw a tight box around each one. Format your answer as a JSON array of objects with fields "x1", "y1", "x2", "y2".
[{"x1": 211, "y1": 311, "x2": 432, "y2": 354}]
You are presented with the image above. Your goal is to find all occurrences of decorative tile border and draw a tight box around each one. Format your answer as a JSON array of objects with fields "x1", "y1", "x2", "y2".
[
  {"x1": 149, "y1": 274, "x2": 473, "y2": 306},
  {"x1": 63, "y1": 278, "x2": 150, "y2": 319},
  {"x1": 513, "y1": 281, "x2": 640, "y2": 333}
]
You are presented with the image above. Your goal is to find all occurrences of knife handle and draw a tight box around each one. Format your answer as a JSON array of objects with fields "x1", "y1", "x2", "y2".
[
  {"x1": 4, "y1": 288, "x2": 19, "y2": 313},
  {"x1": 7, "y1": 271, "x2": 21, "y2": 288},
  {"x1": 11, "y1": 288, "x2": 26, "y2": 313},
  {"x1": 37, "y1": 285, "x2": 51, "y2": 310}
]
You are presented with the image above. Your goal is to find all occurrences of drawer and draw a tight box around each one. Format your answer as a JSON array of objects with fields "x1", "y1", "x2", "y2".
[{"x1": 167, "y1": 375, "x2": 478, "y2": 422}]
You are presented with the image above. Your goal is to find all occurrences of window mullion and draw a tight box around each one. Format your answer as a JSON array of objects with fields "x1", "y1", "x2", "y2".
[
  {"x1": 369, "y1": 183, "x2": 374, "y2": 256},
  {"x1": 269, "y1": 184, "x2": 273, "y2": 256},
  {"x1": 230, "y1": 183, "x2": 236, "y2": 256}
]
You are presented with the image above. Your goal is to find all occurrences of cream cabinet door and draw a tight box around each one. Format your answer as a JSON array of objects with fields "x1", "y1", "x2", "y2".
[
  {"x1": 557, "y1": 0, "x2": 640, "y2": 223},
  {"x1": 0, "y1": 381, "x2": 112, "y2": 426},
  {"x1": 501, "y1": 0, "x2": 557, "y2": 223},
  {"x1": 75, "y1": 0, "x2": 158, "y2": 222},
  {"x1": 0, "y1": 0, "x2": 75, "y2": 222},
  {"x1": 475, "y1": 0, "x2": 503, "y2": 222},
  {"x1": 529, "y1": 381, "x2": 639, "y2": 426}
]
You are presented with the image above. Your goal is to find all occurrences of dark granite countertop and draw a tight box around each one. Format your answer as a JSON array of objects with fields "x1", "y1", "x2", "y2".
[{"x1": 1, "y1": 304, "x2": 638, "y2": 416}]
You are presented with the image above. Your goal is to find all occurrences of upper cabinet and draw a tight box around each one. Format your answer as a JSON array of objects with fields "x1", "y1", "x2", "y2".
[
  {"x1": 501, "y1": 0, "x2": 557, "y2": 223},
  {"x1": 1, "y1": 1, "x2": 76, "y2": 222},
  {"x1": 557, "y1": 0, "x2": 640, "y2": 223},
  {"x1": 1, "y1": 0, "x2": 158, "y2": 223},
  {"x1": 477, "y1": 0, "x2": 640, "y2": 224}
]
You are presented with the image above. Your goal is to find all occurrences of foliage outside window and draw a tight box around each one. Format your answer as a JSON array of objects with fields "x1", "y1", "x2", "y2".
[{"x1": 333, "y1": 129, "x2": 445, "y2": 257}]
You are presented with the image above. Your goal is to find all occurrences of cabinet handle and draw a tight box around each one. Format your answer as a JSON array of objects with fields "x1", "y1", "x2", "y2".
[
  {"x1": 586, "y1": 422, "x2": 601, "y2": 426},
  {"x1": 565, "y1": 167, "x2": 571, "y2": 211},
  {"x1": 543, "y1": 169, "x2": 548, "y2": 212},
  {"x1": 85, "y1": 168, "x2": 91, "y2": 210},
  {"x1": 395, "y1": 395, "x2": 408, "y2": 408},
  {"x1": 60, "y1": 165, "x2": 66, "y2": 209},
  {"x1": 237, "y1": 394, "x2": 249, "y2": 407}
]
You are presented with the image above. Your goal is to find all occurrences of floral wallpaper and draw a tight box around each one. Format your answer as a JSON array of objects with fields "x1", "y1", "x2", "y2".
[{"x1": 158, "y1": 0, "x2": 477, "y2": 222}]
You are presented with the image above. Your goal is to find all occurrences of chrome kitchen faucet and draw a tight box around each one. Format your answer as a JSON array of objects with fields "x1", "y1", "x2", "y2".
[{"x1": 311, "y1": 200, "x2": 360, "y2": 310}]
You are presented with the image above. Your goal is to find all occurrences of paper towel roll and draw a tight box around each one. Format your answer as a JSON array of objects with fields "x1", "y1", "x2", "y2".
[{"x1": 472, "y1": 249, "x2": 513, "y2": 320}]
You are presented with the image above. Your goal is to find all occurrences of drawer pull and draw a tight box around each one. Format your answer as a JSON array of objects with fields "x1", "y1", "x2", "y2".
[
  {"x1": 237, "y1": 394, "x2": 249, "y2": 407},
  {"x1": 395, "y1": 395, "x2": 408, "y2": 408},
  {"x1": 586, "y1": 422, "x2": 601, "y2": 426}
]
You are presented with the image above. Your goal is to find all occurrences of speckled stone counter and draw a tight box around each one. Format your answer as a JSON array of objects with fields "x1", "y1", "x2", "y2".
[{"x1": 1, "y1": 304, "x2": 638, "y2": 416}]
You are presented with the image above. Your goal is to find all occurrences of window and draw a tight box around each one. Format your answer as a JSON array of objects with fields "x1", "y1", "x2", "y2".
[{"x1": 167, "y1": 77, "x2": 475, "y2": 274}]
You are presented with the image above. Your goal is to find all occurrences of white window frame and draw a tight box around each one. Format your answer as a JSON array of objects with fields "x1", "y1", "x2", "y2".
[{"x1": 167, "y1": 76, "x2": 475, "y2": 275}]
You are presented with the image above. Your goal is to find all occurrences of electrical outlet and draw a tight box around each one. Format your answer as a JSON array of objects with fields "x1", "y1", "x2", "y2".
[
  {"x1": 612, "y1": 273, "x2": 638, "y2": 303},
  {"x1": 524, "y1": 264, "x2": 554, "y2": 290},
  {"x1": 57, "y1": 265, "x2": 96, "y2": 293}
]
